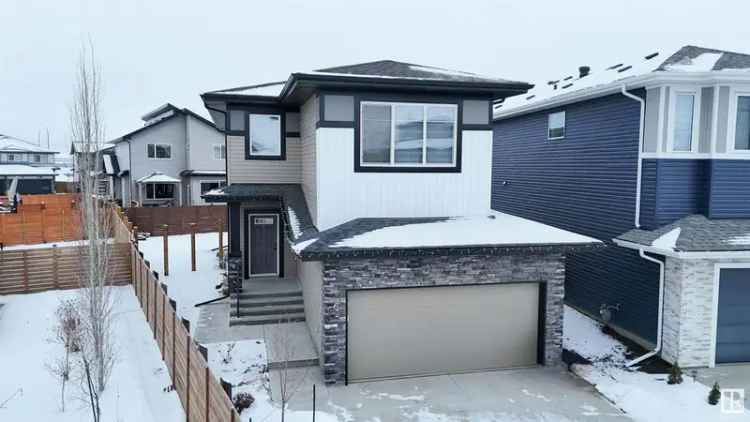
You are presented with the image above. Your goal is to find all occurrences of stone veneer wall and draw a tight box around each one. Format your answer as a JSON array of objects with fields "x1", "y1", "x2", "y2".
[
  {"x1": 319, "y1": 252, "x2": 566, "y2": 385},
  {"x1": 662, "y1": 257, "x2": 750, "y2": 367}
]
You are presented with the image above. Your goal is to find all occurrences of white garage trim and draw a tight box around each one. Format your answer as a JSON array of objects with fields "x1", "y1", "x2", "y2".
[
  {"x1": 710, "y1": 262, "x2": 750, "y2": 367},
  {"x1": 345, "y1": 282, "x2": 546, "y2": 384}
]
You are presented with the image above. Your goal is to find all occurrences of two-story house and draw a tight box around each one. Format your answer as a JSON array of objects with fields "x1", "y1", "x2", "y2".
[
  {"x1": 493, "y1": 46, "x2": 750, "y2": 369},
  {"x1": 109, "y1": 103, "x2": 225, "y2": 207},
  {"x1": 201, "y1": 60, "x2": 599, "y2": 384},
  {"x1": 0, "y1": 134, "x2": 58, "y2": 194}
]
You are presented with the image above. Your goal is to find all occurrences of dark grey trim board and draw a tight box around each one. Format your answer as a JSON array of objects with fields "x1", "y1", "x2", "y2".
[
  {"x1": 343, "y1": 280, "x2": 547, "y2": 384},
  {"x1": 228, "y1": 202, "x2": 242, "y2": 257},
  {"x1": 243, "y1": 209, "x2": 285, "y2": 279}
]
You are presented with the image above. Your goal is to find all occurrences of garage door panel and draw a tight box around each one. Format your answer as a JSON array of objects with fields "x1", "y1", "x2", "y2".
[
  {"x1": 347, "y1": 283, "x2": 540, "y2": 382},
  {"x1": 716, "y1": 268, "x2": 750, "y2": 364}
]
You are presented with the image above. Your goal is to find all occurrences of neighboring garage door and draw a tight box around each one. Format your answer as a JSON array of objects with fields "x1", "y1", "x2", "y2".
[
  {"x1": 347, "y1": 283, "x2": 541, "y2": 383},
  {"x1": 716, "y1": 268, "x2": 750, "y2": 363}
]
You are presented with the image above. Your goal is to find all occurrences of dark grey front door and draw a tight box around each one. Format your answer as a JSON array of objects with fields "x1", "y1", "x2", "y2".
[
  {"x1": 716, "y1": 268, "x2": 750, "y2": 363},
  {"x1": 249, "y1": 214, "x2": 278, "y2": 276}
]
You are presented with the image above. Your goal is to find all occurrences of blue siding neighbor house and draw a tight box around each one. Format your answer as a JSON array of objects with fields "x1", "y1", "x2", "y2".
[{"x1": 493, "y1": 45, "x2": 750, "y2": 368}]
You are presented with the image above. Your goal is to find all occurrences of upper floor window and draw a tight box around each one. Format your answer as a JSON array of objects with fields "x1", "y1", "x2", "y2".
[
  {"x1": 248, "y1": 114, "x2": 282, "y2": 157},
  {"x1": 734, "y1": 95, "x2": 750, "y2": 151},
  {"x1": 547, "y1": 111, "x2": 566, "y2": 140},
  {"x1": 213, "y1": 144, "x2": 226, "y2": 160},
  {"x1": 33, "y1": 154, "x2": 41, "y2": 163},
  {"x1": 672, "y1": 93, "x2": 696, "y2": 152},
  {"x1": 147, "y1": 143, "x2": 172, "y2": 159},
  {"x1": 360, "y1": 102, "x2": 457, "y2": 167},
  {"x1": 7, "y1": 154, "x2": 15, "y2": 161}
]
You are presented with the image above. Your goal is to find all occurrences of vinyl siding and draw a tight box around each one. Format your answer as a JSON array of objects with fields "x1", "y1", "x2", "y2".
[
  {"x1": 226, "y1": 135, "x2": 302, "y2": 184},
  {"x1": 709, "y1": 160, "x2": 750, "y2": 218},
  {"x1": 493, "y1": 90, "x2": 660, "y2": 344},
  {"x1": 639, "y1": 160, "x2": 658, "y2": 229},
  {"x1": 639, "y1": 159, "x2": 709, "y2": 229},
  {"x1": 300, "y1": 95, "x2": 318, "y2": 225}
]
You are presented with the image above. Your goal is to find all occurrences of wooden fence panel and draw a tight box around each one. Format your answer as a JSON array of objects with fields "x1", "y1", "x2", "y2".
[
  {"x1": 125, "y1": 206, "x2": 226, "y2": 236},
  {"x1": 0, "y1": 194, "x2": 82, "y2": 246}
]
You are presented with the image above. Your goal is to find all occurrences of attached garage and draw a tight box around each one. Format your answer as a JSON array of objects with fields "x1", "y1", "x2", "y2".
[
  {"x1": 716, "y1": 268, "x2": 750, "y2": 364},
  {"x1": 346, "y1": 283, "x2": 543, "y2": 383}
]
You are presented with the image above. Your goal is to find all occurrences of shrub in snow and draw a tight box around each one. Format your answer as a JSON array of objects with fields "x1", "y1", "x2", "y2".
[
  {"x1": 220, "y1": 342, "x2": 236, "y2": 365},
  {"x1": 708, "y1": 382, "x2": 721, "y2": 405},
  {"x1": 667, "y1": 364, "x2": 683, "y2": 385},
  {"x1": 233, "y1": 392, "x2": 254, "y2": 413}
]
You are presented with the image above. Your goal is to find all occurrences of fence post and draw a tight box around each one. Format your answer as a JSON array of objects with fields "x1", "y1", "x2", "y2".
[
  {"x1": 171, "y1": 301, "x2": 177, "y2": 380},
  {"x1": 22, "y1": 250, "x2": 28, "y2": 292},
  {"x1": 40, "y1": 203, "x2": 46, "y2": 243},
  {"x1": 133, "y1": 225, "x2": 139, "y2": 247},
  {"x1": 218, "y1": 222, "x2": 224, "y2": 261},
  {"x1": 52, "y1": 245, "x2": 59, "y2": 289},
  {"x1": 161, "y1": 283, "x2": 168, "y2": 359},
  {"x1": 183, "y1": 318, "x2": 192, "y2": 422},
  {"x1": 161, "y1": 224, "x2": 169, "y2": 276},
  {"x1": 153, "y1": 271, "x2": 159, "y2": 340},
  {"x1": 190, "y1": 223, "x2": 197, "y2": 272},
  {"x1": 196, "y1": 343, "x2": 209, "y2": 422}
]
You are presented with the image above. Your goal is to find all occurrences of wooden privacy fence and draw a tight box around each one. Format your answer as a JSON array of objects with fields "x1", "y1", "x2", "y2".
[
  {"x1": 0, "y1": 194, "x2": 81, "y2": 246},
  {"x1": 0, "y1": 243, "x2": 132, "y2": 295},
  {"x1": 125, "y1": 205, "x2": 226, "y2": 236},
  {"x1": 116, "y1": 209, "x2": 239, "y2": 422}
]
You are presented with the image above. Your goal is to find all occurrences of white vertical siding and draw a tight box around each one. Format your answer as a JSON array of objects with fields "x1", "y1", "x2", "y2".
[
  {"x1": 300, "y1": 96, "x2": 318, "y2": 225},
  {"x1": 226, "y1": 136, "x2": 302, "y2": 184},
  {"x1": 316, "y1": 128, "x2": 493, "y2": 231}
]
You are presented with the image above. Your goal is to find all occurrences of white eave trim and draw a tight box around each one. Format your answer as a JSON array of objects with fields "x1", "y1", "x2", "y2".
[
  {"x1": 614, "y1": 238, "x2": 750, "y2": 259},
  {"x1": 494, "y1": 71, "x2": 750, "y2": 120}
]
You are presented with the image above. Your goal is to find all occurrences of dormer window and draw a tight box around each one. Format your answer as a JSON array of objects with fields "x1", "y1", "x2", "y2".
[
  {"x1": 360, "y1": 101, "x2": 457, "y2": 168},
  {"x1": 247, "y1": 113, "x2": 284, "y2": 160}
]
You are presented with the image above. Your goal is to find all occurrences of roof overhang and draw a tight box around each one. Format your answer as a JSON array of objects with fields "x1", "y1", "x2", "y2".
[{"x1": 614, "y1": 238, "x2": 750, "y2": 260}]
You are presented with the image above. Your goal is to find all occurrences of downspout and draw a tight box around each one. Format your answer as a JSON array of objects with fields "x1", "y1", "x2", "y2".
[
  {"x1": 620, "y1": 85, "x2": 645, "y2": 228},
  {"x1": 126, "y1": 136, "x2": 133, "y2": 206},
  {"x1": 626, "y1": 249, "x2": 665, "y2": 367}
]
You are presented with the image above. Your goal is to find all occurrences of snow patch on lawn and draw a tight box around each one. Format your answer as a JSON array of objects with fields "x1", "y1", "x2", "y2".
[
  {"x1": 565, "y1": 305, "x2": 750, "y2": 421},
  {"x1": 0, "y1": 287, "x2": 183, "y2": 422},
  {"x1": 138, "y1": 232, "x2": 225, "y2": 329},
  {"x1": 332, "y1": 212, "x2": 600, "y2": 249},
  {"x1": 205, "y1": 340, "x2": 338, "y2": 422}
]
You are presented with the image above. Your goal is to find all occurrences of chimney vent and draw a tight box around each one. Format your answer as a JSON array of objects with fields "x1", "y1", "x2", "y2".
[{"x1": 579, "y1": 66, "x2": 591, "y2": 78}]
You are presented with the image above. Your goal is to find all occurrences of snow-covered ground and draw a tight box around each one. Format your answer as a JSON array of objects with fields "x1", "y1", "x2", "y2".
[
  {"x1": 564, "y1": 305, "x2": 750, "y2": 422},
  {"x1": 0, "y1": 287, "x2": 183, "y2": 422},
  {"x1": 138, "y1": 232, "x2": 226, "y2": 328}
]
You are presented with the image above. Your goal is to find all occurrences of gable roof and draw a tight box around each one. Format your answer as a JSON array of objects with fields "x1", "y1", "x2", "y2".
[
  {"x1": 202, "y1": 60, "x2": 532, "y2": 104},
  {"x1": 0, "y1": 134, "x2": 57, "y2": 154},
  {"x1": 110, "y1": 103, "x2": 217, "y2": 144},
  {"x1": 494, "y1": 45, "x2": 750, "y2": 119}
]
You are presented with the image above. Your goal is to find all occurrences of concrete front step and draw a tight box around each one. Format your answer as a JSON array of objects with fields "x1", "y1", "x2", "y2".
[
  {"x1": 233, "y1": 290, "x2": 303, "y2": 300},
  {"x1": 230, "y1": 304, "x2": 305, "y2": 317},
  {"x1": 267, "y1": 358, "x2": 319, "y2": 370},
  {"x1": 229, "y1": 312, "x2": 306, "y2": 326},
  {"x1": 234, "y1": 296, "x2": 304, "y2": 308}
]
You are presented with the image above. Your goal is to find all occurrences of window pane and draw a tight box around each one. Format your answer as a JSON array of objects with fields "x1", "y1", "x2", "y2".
[
  {"x1": 201, "y1": 182, "x2": 220, "y2": 194},
  {"x1": 362, "y1": 104, "x2": 391, "y2": 163},
  {"x1": 735, "y1": 96, "x2": 750, "y2": 151},
  {"x1": 155, "y1": 183, "x2": 174, "y2": 199},
  {"x1": 155, "y1": 144, "x2": 171, "y2": 158},
  {"x1": 249, "y1": 114, "x2": 282, "y2": 156},
  {"x1": 147, "y1": 144, "x2": 155, "y2": 158},
  {"x1": 395, "y1": 105, "x2": 424, "y2": 164},
  {"x1": 673, "y1": 94, "x2": 695, "y2": 151},
  {"x1": 146, "y1": 184, "x2": 154, "y2": 198},
  {"x1": 426, "y1": 106, "x2": 455, "y2": 163},
  {"x1": 548, "y1": 112, "x2": 565, "y2": 139}
]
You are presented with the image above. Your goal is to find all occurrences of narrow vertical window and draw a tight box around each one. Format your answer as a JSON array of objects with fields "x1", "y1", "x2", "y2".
[
  {"x1": 673, "y1": 94, "x2": 695, "y2": 152},
  {"x1": 735, "y1": 96, "x2": 750, "y2": 151},
  {"x1": 361, "y1": 104, "x2": 392, "y2": 164},
  {"x1": 547, "y1": 111, "x2": 566, "y2": 140}
]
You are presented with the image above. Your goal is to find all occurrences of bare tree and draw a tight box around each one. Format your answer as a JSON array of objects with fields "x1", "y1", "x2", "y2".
[
  {"x1": 265, "y1": 316, "x2": 310, "y2": 422},
  {"x1": 46, "y1": 298, "x2": 82, "y2": 411},
  {"x1": 70, "y1": 41, "x2": 115, "y2": 400}
]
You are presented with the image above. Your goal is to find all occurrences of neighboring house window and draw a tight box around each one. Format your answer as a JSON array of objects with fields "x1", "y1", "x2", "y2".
[
  {"x1": 547, "y1": 111, "x2": 566, "y2": 140},
  {"x1": 734, "y1": 95, "x2": 750, "y2": 151},
  {"x1": 147, "y1": 143, "x2": 172, "y2": 159},
  {"x1": 7, "y1": 154, "x2": 15, "y2": 161},
  {"x1": 200, "y1": 181, "x2": 227, "y2": 195},
  {"x1": 672, "y1": 93, "x2": 696, "y2": 151},
  {"x1": 360, "y1": 101, "x2": 457, "y2": 167},
  {"x1": 145, "y1": 183, "x2": 175, "y2": 199},
  {"x1": 33, "y1": 154, "x2": 41, "y2": 163},
  {"x1": 213, "y1": 144, "x2": 226, "y2": 160},
  {"x1": 248, "y1": 114, "x2": 282, "y2": 157}
]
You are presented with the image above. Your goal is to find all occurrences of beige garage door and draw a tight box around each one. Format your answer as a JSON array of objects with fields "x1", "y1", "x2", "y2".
[{"x1": 347, "y1": 283, "x2": 541, "y2": 383}]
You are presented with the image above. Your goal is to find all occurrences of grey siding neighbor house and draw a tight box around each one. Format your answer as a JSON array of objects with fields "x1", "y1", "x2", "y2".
[
  {"x1": 0, "y1": 134, "x2": 58, "y2": 194},
  {"x1": 201, "y1": 60, "x2": 600, "y2": 384},
  {"x1": 109, "y1": 104, "x2": 225, "y2": 207},
  {"x1": 493, "y1": 45, "x2": 750, "y2": 368}
]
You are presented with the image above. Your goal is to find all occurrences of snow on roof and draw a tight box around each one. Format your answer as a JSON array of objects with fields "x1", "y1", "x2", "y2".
[
  {"x1": 0, "y1": 134, "x2": 57, "y2": 153},
  {"x1": 209, "y1": 82, "x2": 286, "y2": 97},
  {"x1": 135, "y1": 172, "x2": 181, "y2": 184},
  {"x1": 0, "y1": 165, "x2": 56, "y2": 176},
  {"x1": 651, "y1": 227, "x2": 681, "y2": 251},
  {"x1": 662, "y1": 52, "x2": 723, "y2": 72},
  {"x1": 70, "y1": 142, "x2": 114, "y2": 154},
  {"x1": 331, "y1": 211, "x2": 600, "y2": 249}
]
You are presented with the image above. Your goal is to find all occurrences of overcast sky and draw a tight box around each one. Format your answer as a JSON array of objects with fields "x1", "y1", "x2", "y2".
[{"x1": 2, "y1": 0, "x2": 748, "y2": 156}]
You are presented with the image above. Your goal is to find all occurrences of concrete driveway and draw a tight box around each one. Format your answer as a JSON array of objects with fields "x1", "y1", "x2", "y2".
[
  {"x1": 271, "y1": 366, "x2": 630, "y2": 421},
  {"x1": 696, "y1": 365, "x2": 750, "y2": 409}
]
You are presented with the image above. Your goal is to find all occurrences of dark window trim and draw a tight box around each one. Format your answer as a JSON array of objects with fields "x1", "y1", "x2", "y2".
[
  {"x1": 353, "y1": 94, "x2": 463, "y2": 173},
  {"x1": 243, "y1": 209, "x2": 285, "y2": 279},
  {"x1": 245, "y1": 110, "x2": 287, "y2": 161}
]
